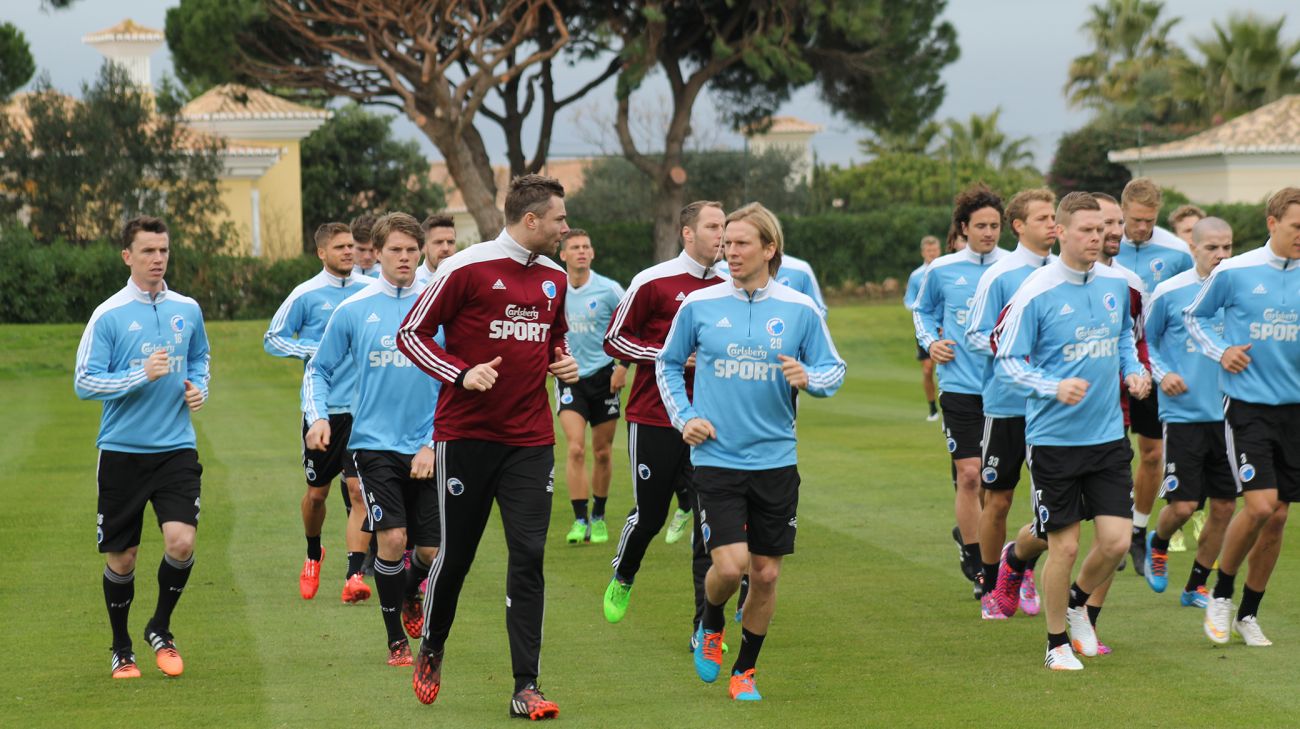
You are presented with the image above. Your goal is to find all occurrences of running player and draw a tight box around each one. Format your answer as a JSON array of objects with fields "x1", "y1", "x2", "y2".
[
  {"x1": 398, "y1": 174, "x2": 577, "y2": 718},
  {"x1": 905, "y1": 235, "x2": 942, "y2": 421},
  {"x1": 305, "y1": 212, "x2": 441, "y2": 667},
  {"x1": 913, "y1": 184, "x2": 1008, "y2": 594},
  {"x1": 417, "y1": 214, "x2": 457, "y2": 287},
  {"x1": 75, "y1": 216, "x2": 210, "y2": 679},
  {"x1": 1168, "y1": 204, "x2": 1207, "y2": 246},
  {"x1": 264, "y1": 223, "x2": 372, "y2": 602},
  {"x1": 660, "y1": 203, "x2": 845, "y2": 701},
  {"x1": 556, "y1": 229, "x2": 627, "y2": 545},
  {"x1": 1141, "y1": 217, "x2": 1236, "y2": 607},
  {"x1": 352, "y1": 213, "x2": 380, "y2": 277},
  {"x1": 602, "y1": 201, "x2": 725, "y2": 643},
  {"x1": 1189, "y1": 187, "x2": 1300, "y2": 648},
  {"x1": 1115, "y1": 178, "x2": 1194, "y2": 572},
  {"x1": 965, "y1": 188, "x2": 1056, "y2": 619},
  {"x1": 774, "y1": 253, "x2": 828, "y2": 317},
  {"x1": 995, "y1": 192, "x2": 1151, "y2": 670}
]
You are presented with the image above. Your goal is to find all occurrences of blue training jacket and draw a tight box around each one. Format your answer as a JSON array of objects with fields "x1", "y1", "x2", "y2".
[
  {"x1": 564, "y1": 270, "x2": 625, "y2": 377},
  {"x1": 913, "y1": 246, "x2": 1008, "y2": 395},
  {"x1": 775, "y1": 255, "x2": 828, "y2": 318},
  {"x1": 1117, "y1": 226, "x2": 1193, "y2": 292},
  {"x1": 1147, "y1": 269, "x2": 1224, "y2": 423},
  {"x1": 1185, "y1": 244, "x2": 1300, "y2": 406},
  {"x1": 903, "y1": 263, "x2": 928, "y2": 310},
  {"x1": 995, "y1": 260, "x2": 1145, "y2": 447},
  {"x1": 304, "y1": 276, "x2": 442, "y2": 455},
  {"x1": 264, "y1": 269, "x2": 370, "y2": 414},
  {"x1": 74, "y1": 279, "x2": 211, "y2": 453},
  {"x1": 656, "y1": 279, "x2": 845, "y2": 470},
  {"x1": 965, "y1": 244, "x2": 1054, "y2": 418}
]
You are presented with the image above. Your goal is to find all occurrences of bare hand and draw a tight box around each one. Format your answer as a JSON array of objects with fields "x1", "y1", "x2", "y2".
[
  {"x1": 144, "y1": 349, "x2": 170, "y2": 381},
  {"x1": 1221, "y1": 344, "x2": 1252, "y2": 374},
  {"x1": 682, "y1": 417, "x2": 717, "y2": 446},
  {"x1": 183, "y1": 380, "x2": 205, "y2": 412},
  {"x1": 1057, "y1": 377, "x2": 1089, "y2": 405},
  {"x1": 610, "y1": 364, "x2": 628, "y2": 393},
  {"x1": 549, "y1": 347, "x2": 579, "y2": 384},
  {"x1": 685, "y1": 353, "x2": 697, "y2": 369},
  {"x1": 778, "y1": 354, "x2": 808, "y2": 390},
  {"x1": 410, "y1": 445, "x2": 435, "y2": 480},
  {"x1": 463, "y1": 356, "x2": 502, "y2": 391},
  {"x1": 929, "y1": 339, "x2": 956, "y2": 364},
  {"x1": 305, "y1": 419, "x2": 331, "y2": 450},
  {"x1": 1126, "y1": 372, "x2": 1152, "y2": 400},
  {"x1": 1159, "y1": 372, "x2": 1188, "y2": 396}
]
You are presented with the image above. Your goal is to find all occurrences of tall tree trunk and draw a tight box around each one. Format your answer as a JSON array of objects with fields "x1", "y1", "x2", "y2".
[
  {"x1": 422, "y1": 119, "x2": 505, "y2": 238},
  {"x1": 652, "y1": 176, "x2": 686, "y2": 262}
]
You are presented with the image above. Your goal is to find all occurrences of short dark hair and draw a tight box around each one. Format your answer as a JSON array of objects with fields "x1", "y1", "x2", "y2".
[
  {"x1": 120, "y1": 216, "x2": 168, "y2": 249},
  {"x1": 371, "y1": 212, "x2": 423, "y2": 250},
  {"x1": 679, "y1": 200, "x2": 723, "y2": 233},
  {"x1": 350, "y1": 213, "x2": 377, "y2": 244},
  {"x1": 420, "y1": 214, "x2": 455, "y2": 235},
  {"x1": 1090, "y1": 192, "x2": 1119, "y2": 207},
  {"x1": 1168, "y1": 204, "x2": 1206, "y2": 228},
  {"x1": 561, "y1": 229, "x2": 590, "y2": 249},
  {"x1": 1005, "y1": 188, "x2": 1056, "y2": 227},
  {"x1": 952, "y1": 183, "x2": 1004, "y2": 233},
  {"x1": 504, "y1": 174, "x2": 565, "y2": 225},
  {"x1": 1057, "y1": 191, "x2": 1102, "y2": 227},
  {"x1": 314, "y1": 222, "x2": 351, "y2": 248}
]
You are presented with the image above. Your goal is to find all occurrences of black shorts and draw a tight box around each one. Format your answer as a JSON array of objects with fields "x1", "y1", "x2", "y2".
[
  {"x1": 1161, "y1": 421, "x2": 1237, "y2": 504},
  {"x1": 1128, "y1": 389, "x2": 1161, "y2": 440},
  {"x1": 96, "y1": 449, "x2": 202, "y2": 553},
  {"x1": 939, "y1": 392, "x2": 983, "y2": 460},
  {"x1": 302, "y1": 413, "x2": 357, "y2": 487},
  {"x1": 980, "y1": 416, "x2": 1026, "y2": 491},
  {"x1": 555, "y1": 363, "x2": 621, "y2": 426},
  {"x1": 1028, "y1": 438, "x2": 1133, "y2": 533},
  {"x1": 916, "y1": 340, "x2": 930, "y2": 361},
  {"x1": 353, "y1": 450, "x2": 440, "y2": 545},
  {"x1": 1225, "y1": 399, "x2": 1300, "y2": 502},
  {"x1": 694, "y1": 465, "x2": 800, "y2": 557}
]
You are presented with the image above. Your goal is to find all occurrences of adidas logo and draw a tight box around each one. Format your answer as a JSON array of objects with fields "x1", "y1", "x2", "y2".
[
  {"x1": 955, "y1": 276, "x2": 968, "y2": 286},
  {"x1": 675, "y1": 291, "x2": 686, "y2": 301},
  {"x1": 1253, "y1": 284, "x2": 1268, "y2": 295},
  {"x1": 607, "y1": 405, "x2": 618, "y2": 415},
  {"x1": 366, "y1": 312, "x2": 381, "y2": 324},
  {"x1": 493, "y1": 279, "x2": 507, "y2": 290},
  {"x1": 1059, "y1": 303, "x2": 1074, "y2": 315},
  {"x1": 716, "y1": 317, "x2": 732, "y2": 328},
  {"x1": 128, "y1": 321, "x2": 142, "y2": 332},
  {"x1": 322, "y1": 302, "x2": 334, "y2": 310}
]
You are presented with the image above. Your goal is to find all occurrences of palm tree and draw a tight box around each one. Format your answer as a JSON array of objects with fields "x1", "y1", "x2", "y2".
[
  {"x1": 1065, "y1": 0, "x2": 1189, "y2": 119},
  {"x1": 941, "y1": 108, "x2": 1036, "y2": 170},
  {"x1": 858, "y1": 120, "x2": 943, "y2": 157},
  {"x1": 1182, "y1": 13, "x2": 1300, "y2": 121}
]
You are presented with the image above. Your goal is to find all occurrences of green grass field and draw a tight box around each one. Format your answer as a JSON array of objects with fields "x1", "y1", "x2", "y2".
[{"x1": 2, "y1": 301, "x2": 1298, "y2": 728}]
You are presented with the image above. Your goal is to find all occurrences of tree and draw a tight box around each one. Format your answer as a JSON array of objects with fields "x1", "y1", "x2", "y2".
[
  {"x1": 814, "y1": 153, "x2": 1044, "y2": 212},
  {"x1": 605, "y1": 0, "x2": 959, "y2": 260},
  {"x1": 1044, "y1": 118, "x2": 1192, "y2": 199},
  {"x1": 940, "y1": 108, "x2": 1036, "y2": 170},
  {"x1": 1182, "y1": 13, "x2": 1300, "y2": 122},
  {"x1": 0, "y1": 22, "x2": 35, "y2": 99},
  {"x1": 0, "y1": 65, "x2": 230, "y2": 247},
  {"x1": 859, "y1": 121, "x2": 943, "y2": 158},
  {"x1": 300, "y1": 104, "x2": 446, "y2": 252}
]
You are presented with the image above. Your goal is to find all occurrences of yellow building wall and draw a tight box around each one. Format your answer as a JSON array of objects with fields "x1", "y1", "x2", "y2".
[
  {"x1": 1225, "y1": 167, "x2": 1298, "y2": 206},
  {"x1": 217, "y1": 177, "x2": 254, "y2": 255},
  {"x1": 209, "y1": 139, "x2": 305, "y2": 260}
]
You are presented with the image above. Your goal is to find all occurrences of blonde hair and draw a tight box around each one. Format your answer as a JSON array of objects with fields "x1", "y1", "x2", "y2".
[
  {"x1": 1167, "y1": 204, "x2": 1206, "y2": 228},
  {"x1": 1005, "y1": 188, "x2": 1057, "y2": 227},
  {"x1": 1121, "y1": 177, "x2": 1162, "y2": 209},
  {"x1": 725, "y1": 203, "x2": 784, "y2": 276},
  {"x1": 1266, "y1": 187, "x2": 1300, "y2": 222}
]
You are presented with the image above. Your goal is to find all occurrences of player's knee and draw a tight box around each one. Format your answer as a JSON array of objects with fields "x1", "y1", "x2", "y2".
[
  {"x1": 1244, "y1": 498, "x2": 1279, "y2": 523},
  {"x1": 107, "y1": 547, "x2": 139, "y2": 574},
  {"x1": 1264, "y1": 504, "x2": 1289, "y2": 532},
  {"x1": 378, "y1": 529, "x2": 407, "y2": 556},
  {"x1": 414, "y1": 545, "x2": 439, "y2": 566},
  {"x1": 1170, "y1": 501, "x2": 1197, "y2": 522},
  {"x1": 566, "y1": 441, "x2": 586, "y2": 462},
  {"x1": 1208, "y1": 499, "x2": 1235, "y2": 523},
  {"x1": 710, "y1": 555, "x2": 747, "y2": 584},
  {"x1": 164, "y1": 532, "x2": 195, "y2": 560},
  {"x1": 592, "y1": 443, "x2": 612, "y2": 465},
  {"x1": 750, "y1": 562, "x2": 781, "y2": 587},
  {"x1": 305, "y1": 486, "x2": 329, "y2": 506},
  {"x1": 1049, "y1": 537, "x2": 1079, "y2": 562},
  {"x1": 986, "y1": 490, "x2": 1014, "y2": 514}
]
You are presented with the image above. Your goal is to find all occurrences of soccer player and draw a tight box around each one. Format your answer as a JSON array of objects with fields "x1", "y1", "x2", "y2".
[
  {"x1": 659, "y1": 203, "x2": 845, "y2": 701},
  {"x1": 1168, "y1": 204, "x2": 1207, "y2": 246},
  {"x1": 305, "y1": 212, "x2": 442, "y2": 667},
  {"x1": 602, "y1": 200, "x2": 726, "y2": 641},
  {"x1": 556, "y1": 229, "x2": 627, "y2": 544},
  {"x1": 75, "y1": 216, "x2": 210, "y2": 679},
  {"x1": 264, "y1": 223, "x2": 372, "y2": 602},
  {"x1": 417, "y1": 214, "x2": 457, "y2": 287},
  {"x1": 352, "y1": 213, "x2": 380, "y2": 277},
  {"x1": 905, "y1": 235, "x2": 942, "y2": 421},
  {"x1": 965, "y1": 188, "x2": 1056, "y2": 619},
  {"x1": 1115, "y1": 178, "x2": 1194, "y2": 572},
  {"x1": 774, "y1": 252, "x2": 828, "y2": 317},
  {"x1": 913, "y1": 184, "x2": 1008, "y2": 594},
  {"x1": 995, "y1": 192, "x2": 1151, "y2": 671},
  {"x1": 1188, "y1": 187, "x2": 1300, "y2": 648},
  {"x1": 398, "y1": 174, "x2": 577, "y2": 718},
  {"x1": 1142, "y1": 217, "x2": 1237, "y2": 607}
]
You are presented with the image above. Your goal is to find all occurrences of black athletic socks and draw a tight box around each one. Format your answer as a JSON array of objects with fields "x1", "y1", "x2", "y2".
[
  {"x1": 103, "y1": 566, "x2": 135, "y2": 649},
  {"x1": 1006, "y1": 547, "x2": 1029, "y2": 574},
  {"x1": 981, "y1": 562, "x2": 998, "y2": 592},
  {"x1": 1239, "y1": 587, "x2": 1264, "y2": 620},
  {"x1": 1213, "y1": 569, "x2": 1236, "y2": 600},
  {"x1": 703, "y1": 600, "x2": 726, "y2": 633},
  {"x1": 1131, "y1": 524, "x2": 1146, "y2": 543},
  {"x1": 1186, "y1": 560, "x2": 1212, "y2": 594},
  {"x1": 592, "y1": 496, "x2": 608, "y2": 520},
  {"x1": 1087, "y1": 604, "x2": 1102, "y2": 628},
  {"x1": 1150, "y1": 533, "x2": 1170, "y2": 551},
  {"x1": 347, "y1": 551, "x2": 366, "y2": 578},
  {"x1": 1024, "y1": 552, "x2": 1040, "y2": 571},
  {"x1": 374, "y1": 557, "x2": 407, "y2": 645},
  {"x1": 306, "y1": 535, "x2": 323, "y2": 561},
  {"x1": 928, "y1": 400, "x2": 937, "y2": 416},
  {"x1": 406, "y1": 552, "x2": 430, "y2": 599},
  {"x1": 151, "y1": 553, "x2": 193, "y2": 632},
  {"x1": 1047, "y1": 631, "x2": 1069, "y2": 650},
  {"x1": 961, "y1": 543, "x2": 980, "y2": 568},
  {"x1": 571, "y1": 499, "x2": 588, "y2": 522},
  {"x1": 732, "y1": 628, "x2": 766, "y2": 674},
  {"x1": 1068, "y1": 583, "x2": 1090, "y2": 610}
]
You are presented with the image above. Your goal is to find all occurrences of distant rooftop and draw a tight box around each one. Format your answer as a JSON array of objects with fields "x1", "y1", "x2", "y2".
[
  {"x1": 743, "y1": 116, "x2": 823, "y2": 136},
  {"x1": 182, "y1": 84, "x2": 331, "y2": 121},
  {"x1": 1110, "y1": 95, "x2": 1300, "y2": 162},
  {"x1": 82, "y1": 19, "x2": 164, "y2": 44}
]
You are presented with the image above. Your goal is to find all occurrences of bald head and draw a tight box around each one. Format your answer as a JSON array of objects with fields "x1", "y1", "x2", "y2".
[
  {"x1": 1191, "y1": 216, "x2": 1232, "y2": 246},
  {"x1": 1190, "y1": 216, "x2": 1233, "y2": 277}
]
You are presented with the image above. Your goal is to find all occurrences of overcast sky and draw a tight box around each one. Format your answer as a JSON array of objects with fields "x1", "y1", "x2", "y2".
[{"x1": 6, "y1": 1, "x2": 1299, "y2": 168}]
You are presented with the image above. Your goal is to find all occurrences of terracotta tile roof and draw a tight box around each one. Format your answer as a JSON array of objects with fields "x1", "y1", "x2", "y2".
[
  {"x1": 2, "y1": 91, "x2": 77, "y2": 137},
  {"x1": 82, "y1": 19, "x2": 164, "y2": 44},
  {"x1": 1110, "y1": 95, "x2": 1300, "y2": 162},
  {"x1": 743, "y1": 115, "x2": 823, "y2": 136},
  {"x1": 429, "y1": 157, "x2": 593, "y2": 213},
  {"x1": 181, "y1": 84, "x2": 330, "y2": 121}
]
